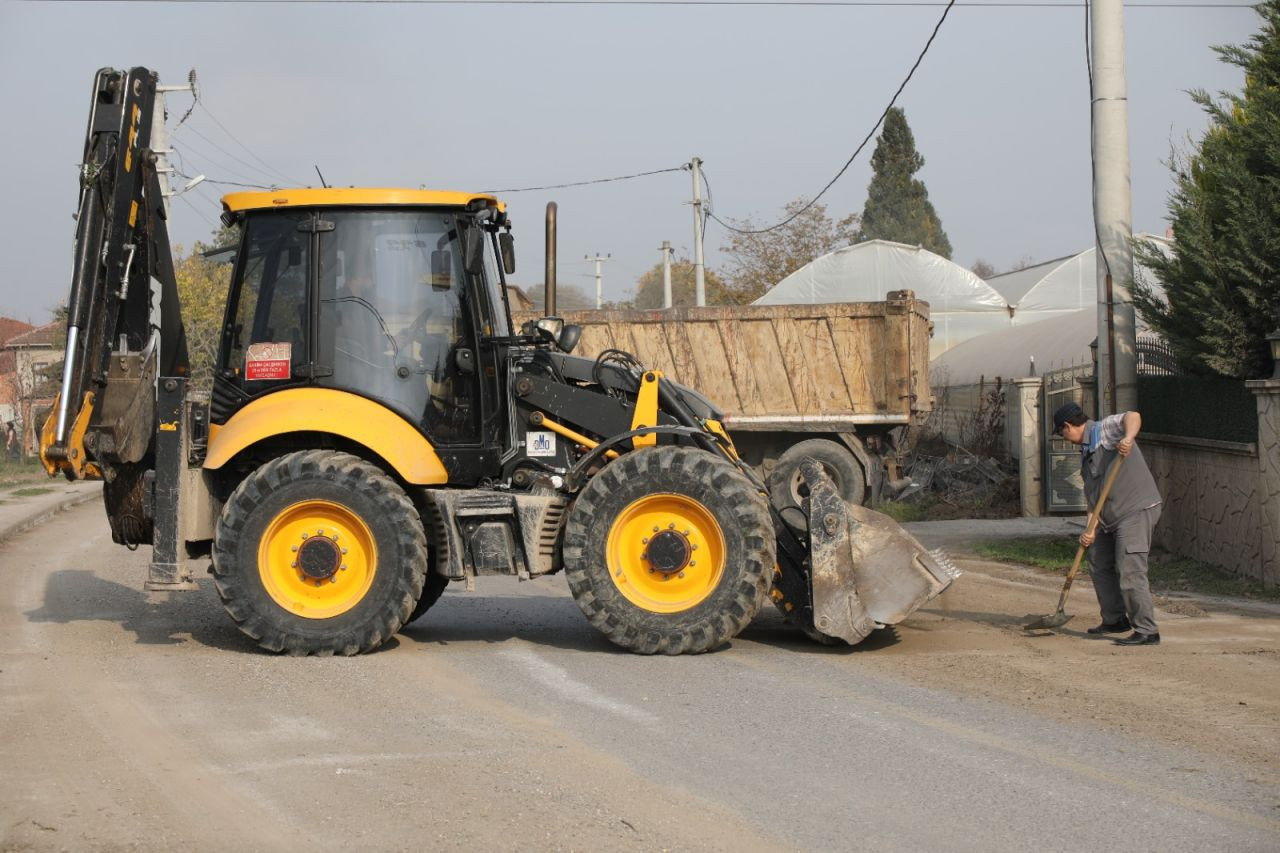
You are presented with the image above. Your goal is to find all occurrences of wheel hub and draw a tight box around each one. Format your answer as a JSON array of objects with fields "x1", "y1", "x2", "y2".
[
  {"x1": 647, "y1": 529, "x2": 691, "y2": 574},
  {"x1": 297, "y1": 535, "x2": 342, "y2": 580}
]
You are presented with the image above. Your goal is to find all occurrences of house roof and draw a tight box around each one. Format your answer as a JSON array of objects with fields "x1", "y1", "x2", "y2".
[
  {"x1": 0, "y1": 317, "x2": 35, "y2": 348},
  {"x1": 4, "y1": 321, "x2": 59, "y2": 349}
]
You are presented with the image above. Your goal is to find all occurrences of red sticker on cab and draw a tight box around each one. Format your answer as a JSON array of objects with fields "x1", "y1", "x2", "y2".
[{"x1": 245, "y1": 342, "x2": 291, "y2": 380}]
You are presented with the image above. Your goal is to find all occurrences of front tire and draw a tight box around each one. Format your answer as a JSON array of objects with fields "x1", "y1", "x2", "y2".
[
  {"x1": 212, "y1": 451, "x2": 427, "y2": 655},
  {"x1": 562, "y1": 446, "x2": 775, "y2": 655}
]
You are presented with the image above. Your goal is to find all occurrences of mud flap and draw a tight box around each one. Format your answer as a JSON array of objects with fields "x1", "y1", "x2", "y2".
[{"x1": 802, "y1": 460, "x2": 961, "y2": 644}]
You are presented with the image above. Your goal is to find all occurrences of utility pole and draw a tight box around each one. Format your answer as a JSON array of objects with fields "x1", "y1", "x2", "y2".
[
  {"x1": 1090, "y1": 0, "x2": 1138, "y2": 415},
  {"x1": 660, "y1": 241, "x2": 673, "y2": 308},
  {"x1": 154, "y1": 75, "x2": 197, "y2": 215},
  {"x1": 689, "y1": 157, "x2": 706, "y2": 307},
  {"x1": 585, "y1": 253, "x2": 611, "y2": 309}
]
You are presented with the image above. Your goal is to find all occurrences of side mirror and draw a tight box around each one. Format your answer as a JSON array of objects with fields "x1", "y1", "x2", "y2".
[
  {"x1": 557, "y1": 323, "x2": 582, "y2": 354},
  {"x1": 498, "y1": 232, "x2": 516, "y2": 275}
]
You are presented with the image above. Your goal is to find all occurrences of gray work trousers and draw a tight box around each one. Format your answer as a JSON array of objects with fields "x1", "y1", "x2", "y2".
[{"x1": 1087, "y1": 506, "x2": 1161, "y2": 635}]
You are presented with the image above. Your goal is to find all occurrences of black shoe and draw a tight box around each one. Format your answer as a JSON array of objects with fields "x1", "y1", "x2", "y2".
[
  {"x1": 1087, "y1": 618, "x2": 1131, "y2": 635},
  {"x1": 1113, "y1": 631, "x2": 1160, "y2": 646}
]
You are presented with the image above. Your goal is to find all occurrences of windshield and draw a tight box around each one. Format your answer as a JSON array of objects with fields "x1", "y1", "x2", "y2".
[{"x1": 316, "y1": 209, "x2": 480, "y2": 440}]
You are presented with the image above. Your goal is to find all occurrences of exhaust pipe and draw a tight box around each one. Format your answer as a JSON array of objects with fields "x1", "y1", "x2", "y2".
[{"x1": 544, "y1": 201, "x2": 557, "y2": 317}]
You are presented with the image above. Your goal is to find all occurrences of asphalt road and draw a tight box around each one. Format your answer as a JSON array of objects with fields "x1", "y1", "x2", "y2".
[{"x1": 2, "y1": 503, "x2": 1277, "y2": 851}]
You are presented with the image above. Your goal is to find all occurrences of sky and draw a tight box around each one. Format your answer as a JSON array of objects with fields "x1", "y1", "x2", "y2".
[{"x1": 0, "y1": 0, "x2": 1259, "y2": 325}]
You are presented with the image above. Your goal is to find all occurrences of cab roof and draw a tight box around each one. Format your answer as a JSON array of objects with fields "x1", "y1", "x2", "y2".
[{"x1": 221, "y1": 187, "x2": 503, "y2": 214}]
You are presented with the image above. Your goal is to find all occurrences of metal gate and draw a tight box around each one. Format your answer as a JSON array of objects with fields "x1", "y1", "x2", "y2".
[{"x1": 1042, "y1": 364, "x2": 1094, "y2": 512}]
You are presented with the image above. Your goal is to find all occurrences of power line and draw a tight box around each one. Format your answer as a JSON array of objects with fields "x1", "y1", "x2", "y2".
[
  {"x1": 174, "y1": 125, "x2": 288, "y2": 187},
  {"x1": 194, "y1": 99, "x2": 305, "y2": 186},
  {"x1": 22, "y1": 1, "x2": 1258, "y2": 8},
  {"x1": 482, "y1": 166, "x2": 686, "y2": 193},
  {"x1": 171, "y1": 140, "x2": 278, "y2": 188},
  {"x1": 708, "y1": 0, "x2": 957, "y2": 235}
]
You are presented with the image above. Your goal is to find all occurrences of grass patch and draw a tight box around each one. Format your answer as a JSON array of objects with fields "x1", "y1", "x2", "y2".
[
  {"x1": 8, "y1": 486, "x2": 54, "y2": 498},
  {"x1": 877, "y1": 501, "x2": 931, "y2": 523},
  {"x1": 976, "y1": 535, "x2": 1280, "y2": 601},
  {"x1": 0, "y1": 458, "x2": 50, "y2": 487}
]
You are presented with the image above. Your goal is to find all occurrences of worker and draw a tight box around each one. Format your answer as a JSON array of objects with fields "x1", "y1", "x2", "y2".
[{"x1": 1052, "y1": 402, "x2": 1163, "y2": 646}]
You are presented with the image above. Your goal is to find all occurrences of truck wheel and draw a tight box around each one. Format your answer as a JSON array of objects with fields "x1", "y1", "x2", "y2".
[
  {"x1": 767, "y1": 439, "x2": 866, "y2": 525},
  {"x1": 212, "y1": 451, "x2": 427, "y2": 655},
  {"x1": 408, "y1": 574, "x2": 449, "y2": 624},
  {"x1": 562, "y1": 446, "x2": 775, "y2": 655}
]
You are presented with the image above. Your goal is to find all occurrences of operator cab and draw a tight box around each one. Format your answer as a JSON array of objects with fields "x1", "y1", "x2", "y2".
[{"x1": 215, "y1": 188, "x2": 515, "y2": 477}]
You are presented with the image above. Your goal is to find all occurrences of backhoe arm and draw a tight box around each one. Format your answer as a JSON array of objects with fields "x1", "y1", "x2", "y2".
[{"x1": 42, "y1": 66, "x2": 188, "y2": 480}]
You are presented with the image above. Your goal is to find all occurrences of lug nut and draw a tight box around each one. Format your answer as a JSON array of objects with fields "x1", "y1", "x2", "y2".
[
  {"x1": 683, "y1": 529, "x2": 690, "y2": 535},
  {"x1": 678, "y1": 571, "x2": 685, "y2": 579},
  {"x1": 668, "y1": 523, "x2": 675, "y2": 529},
  {"x1": 689, "y1": 560, "x2": 696, "y2": 567},
  {"x1": 341, "y1": 548, "x2": 348, "y2": 555},
  {"x1": 291, "y1": 561, "x2": 298, "y2": 568},
  {"x1": 291, "y1": 545, "x2": 299, "y2": 552},
  {"x1": 340, "y1": 564, "x2": 347, "y2": 571},
  {"x1": 301, "y1": 532, "x2": 309, "y2": 539},
  {"x1": 653, "y1": 526, "x2": 659, "y2": 532},
  {"x1": 332, "y1": 533, "x2": 340, "y2": 541},
  {"x1": 642, "y1": 537, "x2": 649, "y2": 544},
  {"x1": 691, "y1": 544, "x2": 698, "y2": 551}
]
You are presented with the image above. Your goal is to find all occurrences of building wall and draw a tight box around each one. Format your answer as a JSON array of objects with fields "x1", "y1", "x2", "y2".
[{"x1": 1143, "y1": 434, "x2": 1270, "y2": 586}]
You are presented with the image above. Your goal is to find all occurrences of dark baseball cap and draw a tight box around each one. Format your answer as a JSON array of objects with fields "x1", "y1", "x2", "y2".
[{"x1": 1052, "y1": 402, "x2": 1085, "y2": 435}]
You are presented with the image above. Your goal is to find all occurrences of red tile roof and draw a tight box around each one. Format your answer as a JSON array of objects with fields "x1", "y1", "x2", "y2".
[
  {"x1": 3, "y1": 322, "x2": 59, "y2": 349},
  {"x1": 0, "y1": 317, "x2": 35, "y2": 348}
]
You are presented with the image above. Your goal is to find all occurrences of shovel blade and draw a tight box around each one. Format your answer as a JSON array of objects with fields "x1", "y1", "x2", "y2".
[
  {"x1": 1024, "y1": 611, "x2": 1072, "y2": 631},
  {"x1": 802, "y1": 460, "x2": 961, "y2": 644}
]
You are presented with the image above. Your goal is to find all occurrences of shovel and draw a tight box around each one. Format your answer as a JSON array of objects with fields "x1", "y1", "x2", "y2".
[{"x1": 1024, "y1": 454, "x2": 1125, "y2": 631}]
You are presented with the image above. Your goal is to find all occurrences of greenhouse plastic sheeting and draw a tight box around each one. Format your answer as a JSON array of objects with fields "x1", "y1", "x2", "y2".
[{"x1": 754, "y1": 240, "x2": 1012, "y2": 358}]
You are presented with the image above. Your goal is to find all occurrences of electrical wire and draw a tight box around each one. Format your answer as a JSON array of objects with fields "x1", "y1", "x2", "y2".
[
  {"x1": 482, "y1": 166, "x2": 686, "y2": 194},
  {"x1": 23, "y1": 1, "x2": 1258, "y2": 8},
  {"x1": 194, "y1": 99, "x2": 305, "y2": 186},
  {"x1": 707, "y1": 0, "x2": 957, "y2": 235},
  {"x1": 173, "y1": 127, "x2": 286, "y2": 187}
]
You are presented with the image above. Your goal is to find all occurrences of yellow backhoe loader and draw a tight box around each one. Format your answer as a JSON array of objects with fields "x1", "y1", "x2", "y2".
[{"x1": 42, "y1": 67, "x2": 957, "y2": 655}]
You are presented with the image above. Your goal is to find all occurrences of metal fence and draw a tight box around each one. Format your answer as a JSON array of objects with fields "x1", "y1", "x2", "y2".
[{"x1": 1042, "y1": 363, "x2": 1094, "y2": 512}]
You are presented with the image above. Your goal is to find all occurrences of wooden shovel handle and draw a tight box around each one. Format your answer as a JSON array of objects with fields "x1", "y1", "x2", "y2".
[{"x1": 1057, "y1": 454, "x2": 1126, "y2": 607}]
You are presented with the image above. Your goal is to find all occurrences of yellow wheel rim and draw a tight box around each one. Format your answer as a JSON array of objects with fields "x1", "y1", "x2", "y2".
[
  {"x1": 605, "y1": 493, "x2": 725, "y2": 613},
  {"x1": 258, "y1": 500, "x2": 377, "y2": 620}
]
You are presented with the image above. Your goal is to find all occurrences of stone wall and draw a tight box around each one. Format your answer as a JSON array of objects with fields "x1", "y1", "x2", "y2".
[{"x1": 1142, "y1": 434, "x2": 1269, "y2": 585}]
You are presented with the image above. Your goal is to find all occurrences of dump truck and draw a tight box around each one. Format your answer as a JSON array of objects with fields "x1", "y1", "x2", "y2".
[
  {"x1": 513, "y1": 297, "x2": 932, "y2": 519},
  {"x1": 41, "y1": 66, "x2": 958, "y2": 656}
]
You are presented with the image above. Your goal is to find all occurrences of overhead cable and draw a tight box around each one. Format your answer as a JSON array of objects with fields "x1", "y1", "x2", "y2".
[
  {"x1": 708, "y1": 0, "x2": 957, "y2": 235},
  {"x1": 483, "y1": 165, "x2": 686, "y2": 193}
]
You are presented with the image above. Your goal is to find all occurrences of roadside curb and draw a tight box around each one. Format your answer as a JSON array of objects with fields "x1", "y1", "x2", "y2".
[{"x1": 0, "y1": 486, "x2": 101, "y2": 548}]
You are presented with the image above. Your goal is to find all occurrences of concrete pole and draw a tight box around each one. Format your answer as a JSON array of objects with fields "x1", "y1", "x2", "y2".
[
  {"x1": 1090, "y1": 0, "x2": 1138, "y2": 415},
  {"x1": 151, "y1": 89, "x2": 176, "y2": 215},
  {"x1": 661, "y1": 241, "x2": 673, "y2": 308},
  {"x1": 690, "y1": 157, "x2": 706, "y2": 307},
  {"x1": 585, "y1": 253, "x2": 611, "y2": 309}
]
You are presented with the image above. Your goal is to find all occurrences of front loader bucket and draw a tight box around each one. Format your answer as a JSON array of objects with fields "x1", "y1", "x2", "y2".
[{"x1": 802, "y1": 460, "x2": 961, "y2": 644}]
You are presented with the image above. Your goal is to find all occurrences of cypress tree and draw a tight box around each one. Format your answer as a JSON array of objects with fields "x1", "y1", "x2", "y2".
[
  {"x1": 1133, "y1": 0, "x2": 1280, "y2": 379},
  {"x1": 857, "y1": 107, "x2": 953, "y2": 259}
]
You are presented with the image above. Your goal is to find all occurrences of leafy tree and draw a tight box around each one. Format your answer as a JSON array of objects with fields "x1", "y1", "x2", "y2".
[
  {"x1": 719, "y1": 199, "x2": 859, "y2": 303},
  {"x1": 523, "y1": 282, "x2": 597, "y2": 312},
  {"x1": 1133, "y1": 0, "x2": 1280, "y2": 378},
  {"x1": 856, "y1": 107, "x2": 952, "y2": 259},
  {"x1": 632, "y1": 257, "x2": 737, "y2": 309},
  {"x1": 174, "y1": 238, "x2": 234, "y2": 393},
  {"x1": 970, "y1": 259, "x2": 997, "y2": 279}
]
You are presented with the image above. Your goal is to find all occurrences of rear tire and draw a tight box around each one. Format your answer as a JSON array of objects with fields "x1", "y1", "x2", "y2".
[
  {"x1": 767, "y1": 439, "x2": 865, "y2": 526},
  {"x1": 212, "y1": 450, "x2": 427, "y2": 655},
  {"x1": 562, "y1": 446, "x2": 775, "y2": 655},
  {"x1": 408, "y1": 574, "x2": 449, "y2": 624}
]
